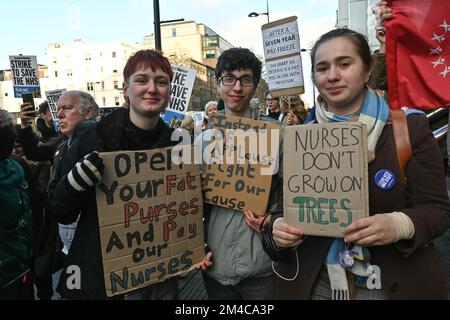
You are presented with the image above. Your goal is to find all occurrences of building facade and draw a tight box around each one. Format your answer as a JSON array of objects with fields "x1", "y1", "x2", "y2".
[
  {"x1": 0, "y1": 20, "x2": 234, "y2": 114},
  {"x1": 337, "y1": 0, "x2": 379, "y2": 52}
]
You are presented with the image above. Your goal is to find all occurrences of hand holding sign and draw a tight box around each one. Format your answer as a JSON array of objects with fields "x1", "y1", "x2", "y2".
[
  {"x1": 68, "y1": 152, "x2": 104, "y2": 192},
  {"x1": 20, "y1": 103, "x2": 36, "y2": 128},
  {"x1": 195, "y1": 251, "x2": 213, "y2": 271},
  {"x1": 244, "y1": 210, "x2": 271, "y2": 233},
  {"x1": 342, "y1": 214, "x2": 397, "y2": 246},
  {"x1": 272, "y1": 217, "x2": 305, "y2": 248}
]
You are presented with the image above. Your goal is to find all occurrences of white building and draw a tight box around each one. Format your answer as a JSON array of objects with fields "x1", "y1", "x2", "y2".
[
  {"x1": 0, "y1": 20, "x2": 234, "y2": 115},
  {"x1": 0, "y1": 40, "x2": 140, "y2": 114},
  {"x1": 46, "y1": 39, "x2": 140, "y2": 108},
  {"x1": 337, "y1": 0, "x2": 380, "y2": 52}
]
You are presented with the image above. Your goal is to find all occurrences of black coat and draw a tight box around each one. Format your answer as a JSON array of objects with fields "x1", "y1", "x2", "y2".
[
  {"x1": 271, "y1": 114, "x2": 450, "y2": 299},
  {"x1": 49, "y1": 108, "x2": 176, "y2": 299}
]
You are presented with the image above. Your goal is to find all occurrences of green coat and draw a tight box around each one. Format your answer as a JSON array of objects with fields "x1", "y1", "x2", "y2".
[{"x1": 0, "y1": 158, "x2": 31, "y2": 288}]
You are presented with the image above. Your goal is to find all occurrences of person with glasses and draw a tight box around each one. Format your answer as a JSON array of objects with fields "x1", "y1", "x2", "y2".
[
  {"x1": 265, "y1": 91, "x2": 285, "y2": 122},
  {"x1": 197, "y1": 47, "x2": 283, "y2": 300}
]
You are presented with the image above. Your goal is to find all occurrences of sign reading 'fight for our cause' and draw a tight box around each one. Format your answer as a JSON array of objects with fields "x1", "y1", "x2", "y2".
[
  {"x1": 284, "y1": 123, "x2": 369, "y2": 237},
  {"x1": 9, "y1": 55, "x2": 41, "y2": 98},
  {"x1": 262, "y1": 16, "x2": 304, "y2": 97},
  {"x1": 202, "y1": 114, "x2": 281, "y2": 217},
  {"x1": 96, "y1": 147, "x2": 204, "y2": 297}
]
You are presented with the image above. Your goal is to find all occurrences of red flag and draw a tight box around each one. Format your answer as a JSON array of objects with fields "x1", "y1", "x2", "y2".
[{"x1": 386, "y1": 0, "x2": 450, "y2": 109}]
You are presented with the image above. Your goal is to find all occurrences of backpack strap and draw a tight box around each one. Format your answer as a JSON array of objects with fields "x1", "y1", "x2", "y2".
[{"x1": 391, "y1": 109, "x2": 412, "y2": 185}]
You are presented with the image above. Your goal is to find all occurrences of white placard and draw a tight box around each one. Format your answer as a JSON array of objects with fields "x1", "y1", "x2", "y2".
[
  {"x1": 168, "y1": 65, "x2": 197, "y2": 116},
  {"x1": 9, "y1": 55, "x2": 41, "y2": 98}
]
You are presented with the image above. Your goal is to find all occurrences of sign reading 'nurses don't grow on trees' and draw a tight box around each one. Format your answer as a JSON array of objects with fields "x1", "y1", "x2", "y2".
[{"x1": 284, "y1": 123, "x2": 369, "y2": 237}]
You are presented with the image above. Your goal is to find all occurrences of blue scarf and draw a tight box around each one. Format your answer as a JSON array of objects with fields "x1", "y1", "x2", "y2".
[{"x1": 311, "y1": 90, "x2": 390, "y2": 299}]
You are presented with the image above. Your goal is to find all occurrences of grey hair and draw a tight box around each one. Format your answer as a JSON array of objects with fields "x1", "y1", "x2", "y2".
[
  {"x1": 72, "y1": 90, "x2": 99, "y2": 119},
  {"x1": 0, "y1": 109, "x2": 15, "y2": 128},
  {"x1": 204, "y1": 101, "x2": 218, "y2": 113}
]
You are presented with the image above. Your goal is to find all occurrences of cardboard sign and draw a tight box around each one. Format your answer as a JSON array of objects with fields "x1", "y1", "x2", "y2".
[
  {"x1": 262, "y1": 16, "x2": 304, "y2": 97},
  {"x1": 45, "y1": 89, "x2": 67, "y2": 121},
  {"x1": 167, "y1": 65, "x2": 197, "y2": 117},
  {"x1": 283, "y1": 123, "x2": 369, "y2": 237},
  {"x1": 96, "y1": 147, "x2": 204, "y2": 297},
  {"x1": 203, "y1": 114, "x2": 281, "y2": 216},
  {"x1": 9, "y1": 55, "x2": 41, "y2": 98}
]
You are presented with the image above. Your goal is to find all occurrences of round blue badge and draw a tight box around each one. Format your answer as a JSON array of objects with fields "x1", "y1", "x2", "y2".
[{"x1": 374, "y1": 169, "x2": 396, "y2": 191}]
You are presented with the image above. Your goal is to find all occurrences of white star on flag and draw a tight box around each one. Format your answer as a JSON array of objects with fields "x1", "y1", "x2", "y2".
[
  {"x1": 429, "y1": 47, "x2": 443, "y2": 55},
  {"x1": 440, "y1": 20, "x2": 450, "y2": 32},
  {"x1": 439, "y1": 67, "x2": 450, "y2": 78},
  {"x1": 431, "y1": 33, "x2": 445, "y2": 43},
  {"x1": 431, "y1": 58, "x2": 446, "y2": 68}
]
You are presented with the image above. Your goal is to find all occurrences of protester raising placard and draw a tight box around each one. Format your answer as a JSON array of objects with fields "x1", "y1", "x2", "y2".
[
  {"x1": 262, "y1": 16, "x2": 305, "y2": 97},
  {"x1": 283, "y1": 123, "x2": 369, "y2": 237},
  {"x1": 9, "y1": 55, "x2": 41, "y2": 98},
  {"x1": 95, "y1": 147, "x2": 204, "y2": 297}
]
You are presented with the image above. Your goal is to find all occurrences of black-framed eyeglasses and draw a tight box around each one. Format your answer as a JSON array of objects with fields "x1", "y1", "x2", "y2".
[{"x1": 218, "y1": 76, "x2": 255, "y2": 87}]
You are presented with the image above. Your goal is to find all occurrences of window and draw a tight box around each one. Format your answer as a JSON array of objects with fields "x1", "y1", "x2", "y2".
[
  {"x1": 5, "y1": 93, "x2": 8, "y2": 97},
  {"x1": 113, "y1": 69, "x2": 118, "y2": 73},
  {"x1": 114, "y1": 81, "x2": 119, "y2": 89},
  {"x1": 85, "y1": 53, "x2": 92, "y2": 61},
  {"x1": 53, "y1": 57, "x2": 57, "y2": 64},
  {"x1": 101, "y1": 81, "x2": 105, "y2": 90},
  {"x1": 172, "y1": 28, "x2": 177, "y2": 37},
  {"x1": 87, "y1": 82, "x2": 94, "y2": 91},
  {"x1": 67, "y1": 69, "x2": 73, "y2": 77},
  {"x1": 115, "y1": 97, "x2": 120, "y2": 106},
  {"x1": 100, "y1": 52, "x2": 103, "y2": 58},
  {"x1": 54, "y1": 71, "x2": 58, "y2": 78},
  {"x1": 101, "y1": 66, "x2": 104, "y2": 73},
  {"x1": 103, "y1": 97, "x2": 106, "y2": 107},
  {"x1": 112, "y1": 51, "x2": 117, "y2": 58},
  {"x1": 204, "y1": 35, "x2": 219, "y2": 47},
  {"x1": 204, "y1": 50, "x2": 216, "y2": 59}
]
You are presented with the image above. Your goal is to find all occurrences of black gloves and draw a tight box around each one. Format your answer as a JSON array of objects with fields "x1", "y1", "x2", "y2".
[{"x1": 67, "y1": 152, "x2": 104, "y2": 192}]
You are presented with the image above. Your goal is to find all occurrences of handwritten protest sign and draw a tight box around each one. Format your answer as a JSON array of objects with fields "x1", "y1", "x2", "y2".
[
  {"x1": 283, "y1": 123, "x2": 369, "y2": 237},
  {"x1": 167, "y1": 65, "x2": 197, "y2": 116},
  {"x1": 202, "y1": 114, "x2": 281, "y2": 216},
  {"x1": 262, "y1": 16, "x2": 304, "y2": 97},
  {"x1": 96, "y1": 147, "x2": 204, "y2": 297},
  {"x1": 45, "y1": 89, "x2": 66, "y2": 121},
  {"x1": 9, "y1": 55, "x2": 41, "y2": 98}
]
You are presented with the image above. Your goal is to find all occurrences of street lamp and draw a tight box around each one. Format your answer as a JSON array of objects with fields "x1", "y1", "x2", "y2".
[
  {"x1": 153, "y1": 0, "x2": 184, "y2": 50},
  {"x1": 248, "y1": 0, "x2": 270, "y2": 23},
  {"x1": 301, "y1": 48, "x2": 316, "y2": 105}
]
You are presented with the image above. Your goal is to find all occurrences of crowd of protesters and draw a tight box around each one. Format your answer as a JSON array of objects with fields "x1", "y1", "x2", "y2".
[{"x1": 1, "y1": 1, "x2": 449, "y2": 301}]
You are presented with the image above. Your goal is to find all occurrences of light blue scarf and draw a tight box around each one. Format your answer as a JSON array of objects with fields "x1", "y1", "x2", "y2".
[
  {"x1": 311, "y1": 90, "x2": 390, "y2": 299},
  {"x1": 311, "y1": 89, "x2": 390, "y2": 162}
]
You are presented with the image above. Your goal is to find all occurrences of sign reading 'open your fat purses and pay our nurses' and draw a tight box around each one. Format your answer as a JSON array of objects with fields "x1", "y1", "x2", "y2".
[
  {"x1": 9, "y1": 55, "x2": 41, "y2": 98},
  {"x1": 262, "y1": 16, "x2": 305, "y2": 97},
  {"x1": 95, "y1": 147, "x2": 204, "y2": 297},
  {"x1": 284, "y1": 123, "x2": 369, "y2": 237}
]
